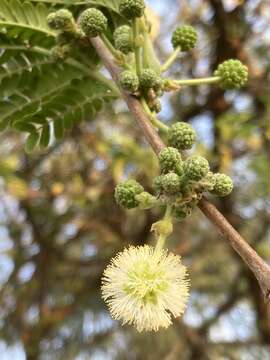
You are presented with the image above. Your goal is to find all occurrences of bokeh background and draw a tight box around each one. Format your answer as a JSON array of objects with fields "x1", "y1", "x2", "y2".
[{"x1": 0, "y1": 0, "x2": 270, "y2": 359}]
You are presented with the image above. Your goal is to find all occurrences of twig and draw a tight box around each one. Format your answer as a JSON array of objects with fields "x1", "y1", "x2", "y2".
[{"x1": 90, "y1": 36, "x2": 270, "y2": 301}]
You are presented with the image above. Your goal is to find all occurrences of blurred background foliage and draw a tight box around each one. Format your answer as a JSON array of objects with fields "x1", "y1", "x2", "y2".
[{"x1": 0, "y1": 0, "x2": 270, "y2": 359}]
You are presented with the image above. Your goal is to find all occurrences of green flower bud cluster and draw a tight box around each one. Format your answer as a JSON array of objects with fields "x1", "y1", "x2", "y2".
[
  {"x1": 139, "y1": 69, "x2": 162, "y2": 91},
  {"x1": 150, "y1": 142, "x2": 234, "y2": 221},
  {"x1": 115, "y1": 180, "x2": 161, "y2": 211},
  {"x1": 78, "y1": 8, "x2": 108, "y2": 37},
  {"x1": 115, "y1": 180, "x2": 144, "y2": 209},
  {"x1": 154, "y1": 173, "x2": 181, "y2": 195},
  {"x1": 47, "y1": 9, "x2": 75, "y2": 32},
  {"x1": 183, "y1": 156, "x2": 210, "y2": 181},
  {"x1": 119, "y1": 71, "x2": 139, "y2": 93},
  {"x1": 214, "y1": 59, "x2": 248, "y2": 90},
  {"x1": 158, "y1": 147, "x2": 183, "y2": 175},
  {"x1": 161, "y1": 173, "x2": 182, "y2": 194},
  {"x1": 168, "y1": 122, "x2": 196, "y2": 151},
  {"x1": 138, "y1": 69, "x2": 164, "y2": 113},
  {"x1": 47, "y1": 9, "x2": 85, "y2": 52},
  {"x1": 114, "y1": 26, "x2": 134, "y2": 54},
  {"x1": 171, "y1": 25, "x2": 198, "y2": 51},
  {"x1": 119, "y1": 0, "x2": 145, "y2": 20},
  {"x1": 210, "y1": 173, "x2": 233, "y2": 197}
]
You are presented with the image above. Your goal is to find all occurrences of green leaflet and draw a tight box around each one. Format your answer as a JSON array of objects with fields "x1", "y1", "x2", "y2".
[
  {"x1": 0, "y1": 0, "x2": 118, "y2": 151},
  {"x1": 25, "y1": 130, "x2": 40, "y2": 153},
  {"x1": 0, "y1": 46, "x2": 116, "y2": 150},
  {"x1": 0, "y1": 0, "x2": 55, "y2": 46},
  {"x1": 28, "y1": 0, "x2": 121, "y2": 13},
  {"x1": 8, "y1": 77, "x2": 115, "y2": 151}
]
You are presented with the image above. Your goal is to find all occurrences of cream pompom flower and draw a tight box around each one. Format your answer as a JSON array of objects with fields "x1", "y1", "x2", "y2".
[{"x1": 101, "y1": 245, "x2": 189, "y2": 332}]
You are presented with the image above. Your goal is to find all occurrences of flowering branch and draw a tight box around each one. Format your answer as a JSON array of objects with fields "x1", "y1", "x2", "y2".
[{"x1": 90, "y1": 36, "x2": 270, "y2": 301}]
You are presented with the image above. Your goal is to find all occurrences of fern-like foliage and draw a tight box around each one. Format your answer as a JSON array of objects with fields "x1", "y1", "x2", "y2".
[
  {"x1": 0, "y1": 0, "x2": 55, "y2": 47},
  {"x1": 29, "y1": 0, "x2": 121, "y2": 14},
  {"x1": 0, "y1": 1, "x2": 118, "y2": 151}
]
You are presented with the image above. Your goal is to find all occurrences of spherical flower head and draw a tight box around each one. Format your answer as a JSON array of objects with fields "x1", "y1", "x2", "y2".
[
  {"x1": 78, "y1": 8, "x2": 107, "y2": 37},
  {"x1": 183, "y1": 156, "x2": 210, "y2": 181},
  {"x1": 159, "y1": 147, "x2": 183, "y2": 175},
  {"x1": 114, "y1": 25, "x2": 133, "y2": 54},
  {"x1": 115, "y1": 180, "x2": 144, "y2": 209},
  {"x1": 168, "y1": 122, "x2": 196, "y2": 151},
  {"x1": 171, "y1": 25, "x2": 197, "y2": 51},
  {"x1": 114, "y1": 25, "x2": 130, "y2": 38},
  {"x1": 162, "y1": 173, "x2": 181, "y2": 194},
  {"x1": 139, "y1": 69, "x2": 162, "y2": 91},
  {"x1": 211, "y1": 173, "x2": 233, "y2": 197},
  {"x1": 119, "y1": 71, "x2": 139, "y2": 93},
  {"x1": 47, "y1": 9, "x2": 75, "y2": 32},
  {"x1": 102, "y1": 245, "x2": 189, "y2": 332},
  {"x1": 214, "y1": 59, "x2": 248, "y2": 90},
  {"x1": 119, "y1": 0, "x2": 145, "y2": 20}
]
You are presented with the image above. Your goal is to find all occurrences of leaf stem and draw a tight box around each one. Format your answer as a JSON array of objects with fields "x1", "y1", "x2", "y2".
[
  {"x1": 155, "y1": 206, "x2": 173, "y2": 253},
  {"x1": 100, "y1": 33, "x2": 121, "y2": 60},
  {"x1": 140, "y1": 98, "x2": 169, "y2": 133},
  {"x1": 0, "y1": 44, "x2": 119, "y2": 95},
  {"x1": 161, "y1": 46, "x2": 181, "y2": 73},
  {"x1": 173, "y1": 76, "x2": 220, "y2": 87},
  {"x1": 132, "y1": 18, "x2": 142, "y2": 77}
]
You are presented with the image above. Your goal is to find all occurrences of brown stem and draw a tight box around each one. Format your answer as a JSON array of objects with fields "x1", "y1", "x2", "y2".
[{"x1": 90, "y1": 36, "x2": 270, "y2": 301}]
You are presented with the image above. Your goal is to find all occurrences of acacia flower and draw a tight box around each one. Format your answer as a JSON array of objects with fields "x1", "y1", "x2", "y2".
[{"x1": 101, "y1": 245, "x2": 189, "y2": 332}]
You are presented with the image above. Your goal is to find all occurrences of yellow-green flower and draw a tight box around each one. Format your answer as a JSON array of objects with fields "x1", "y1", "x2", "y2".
[{"x1": 101, "y1": 245, "x2": 189, "y2": 332}]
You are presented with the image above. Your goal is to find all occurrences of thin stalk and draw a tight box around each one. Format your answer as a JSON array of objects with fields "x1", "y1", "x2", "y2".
[
  {"x1": 100, "y1": 33, "x2": 121, "y2": 60},
  {"x1": 0, "y1": 44, "x2": 119, "y2": 95},
  {"x1": 155, "y1": 206, "x2": 173, "y2": 253},
  {"x1": 161, "y1": 46, "x2": 181, "y2": 73},
  {"x1": 132, "y1": 18, "x2": 142, "y2": 77},
  {"x1": 140, "y1": 98, "x2": 169, "y2": 133},
  {"x1": 174, "y1": 76, "x2": 220, "y2": 87}
]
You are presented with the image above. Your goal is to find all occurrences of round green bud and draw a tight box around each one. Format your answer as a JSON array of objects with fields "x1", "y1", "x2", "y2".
[
  {"x1": 162, "y1": 173, "x2": 181, "y2": 194},
  {"x1": 47, "y1": 9, "x2": 75, "y2": 32},
  {"x1": 119, "y1": 71, "x2": 139, "y2": 93},
  {"x1": 139, "y1": 69, "x2": 162, "y2": 91},
  {"x1": 78, "y1": 8, "x2": 107, "y2": 37},
  {"x1": 211, "y1": 173, "x2": 233, "y2": 197},
  {"x1": 114, "y1": 25, "x2": 133, "y2": 54},
  {"x1": 214, "y1": 59, "x2": 248, "y2": 90},
  {"x1": 171, "y1": 25, "x2": 197, "y2": 51},
  {"x1": 183, "y1": 156, "x2": 210, "y2": 181},
  {"x1": 115, "y1": 180, "x2": 144, "y2": 209},
  {"x1": 158, "y1": 147, "x2": 183, "y2": 175},
  {"x1": 114, "y1": 25, "x2": 130, "y2": 38},
  {"x1": 168, "y1": 122, "x2": 196, "y2": 150},
  {"x1": 119, "y1": 0, "x2": 145, "y2": 20}
]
